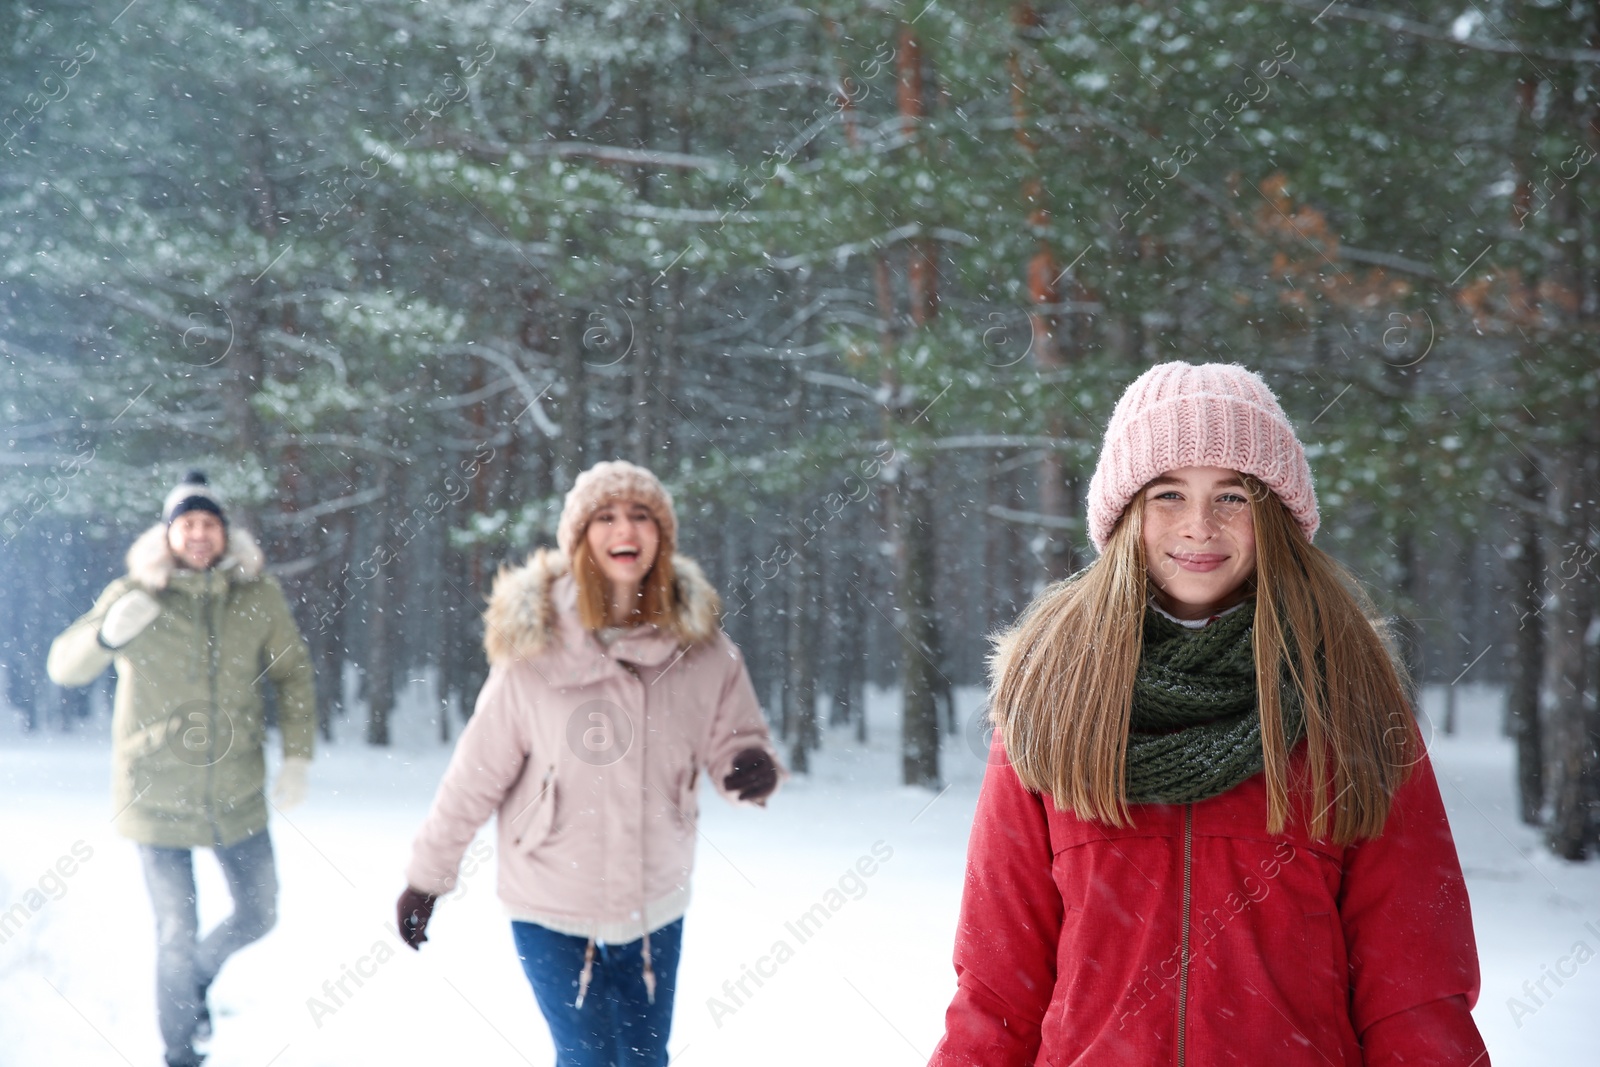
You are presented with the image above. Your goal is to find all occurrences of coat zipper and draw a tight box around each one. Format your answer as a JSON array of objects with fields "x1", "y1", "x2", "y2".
[
  {"x1": 205, "y1": 571, "x2": 222, "y2": 844},
  {"x1": 1176, "y1": 803, "x2": 1193, "y2": 1067},
  {"x1": 633, "y1": 661, "x2": 654, "y2": 1001}
]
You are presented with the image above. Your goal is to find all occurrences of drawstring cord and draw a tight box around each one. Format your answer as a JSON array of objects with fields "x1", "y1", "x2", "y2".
[
  {"x1": 574, "y1": 936, "x2": 596, "y2": 1009},
  {"x1": 571, "y1": 930, "x2": 655, "y2": 1009},
  {"x1": 641, "y1": 930, "x2": 656, "y2": 1004}
]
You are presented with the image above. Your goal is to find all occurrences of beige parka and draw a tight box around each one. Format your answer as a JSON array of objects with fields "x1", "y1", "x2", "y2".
[
  {"x1": 47, "y1": 525, "x2": 315, "y2": 848},
  {"x1": 405, "y1": 548, "x2": 782, "y2": 944}
]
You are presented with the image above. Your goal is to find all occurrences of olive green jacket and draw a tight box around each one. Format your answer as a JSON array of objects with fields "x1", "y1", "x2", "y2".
[{"x1": 47, "y1": 525, "x2": 315, "y2": 848}]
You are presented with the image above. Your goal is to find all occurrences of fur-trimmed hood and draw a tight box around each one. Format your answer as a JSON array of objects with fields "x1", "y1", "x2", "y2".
[
  {"x1": 126, "y1": 522, "x2": 266, "y2": 591},
  {"x1": 483, "y1": 547, "x2": 721, "y2": 666}
]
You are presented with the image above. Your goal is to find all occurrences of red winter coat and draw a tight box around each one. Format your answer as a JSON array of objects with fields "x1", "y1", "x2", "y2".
[{"x1": 930, "y1": 736, "x2": 1487, "y2": 1066}]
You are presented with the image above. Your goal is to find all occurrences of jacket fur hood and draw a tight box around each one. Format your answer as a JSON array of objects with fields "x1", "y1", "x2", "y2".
[
  {"x1": 484, "y1": 547, "x2": 721, "y2": 666},
  {"x1": 127, "y1": 523, "x2": 266, "y2": 591}
]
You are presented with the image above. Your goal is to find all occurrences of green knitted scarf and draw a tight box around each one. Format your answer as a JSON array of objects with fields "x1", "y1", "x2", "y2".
[{"x1": 1125, "y1": 601, "x2": 1305, "y2": 805}]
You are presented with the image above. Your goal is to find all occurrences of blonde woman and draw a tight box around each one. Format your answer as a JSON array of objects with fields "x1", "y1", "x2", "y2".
[
  {"x1": 397, "y1": 461, "x2": 782, "y2": 1067},
  {"x1": 931, "y1": 364, "x2": 1486, "y2": 1065}
]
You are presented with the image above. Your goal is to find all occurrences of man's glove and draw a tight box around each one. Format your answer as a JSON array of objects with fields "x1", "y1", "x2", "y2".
[
  {"x1": 397, "y1": 887, "x2": 438, "y2": 950},
  {"x1": 272, "y1": 756, "x2": 311, "y2": 811},
  {"x1": 723, "y1": 747, "x2": 778, "y2": 803},
  {"x1": 99, "y1": 590, "x2": 161, "y2": 649}
]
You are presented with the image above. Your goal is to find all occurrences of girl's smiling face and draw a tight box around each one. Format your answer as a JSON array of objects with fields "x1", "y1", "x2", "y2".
[
  {"x1": 584, "y1": 499, "x2": 661, "y2": 590},
  {"x1": 1140, "y1": 466, "x2": 1257, "y2": 620}
]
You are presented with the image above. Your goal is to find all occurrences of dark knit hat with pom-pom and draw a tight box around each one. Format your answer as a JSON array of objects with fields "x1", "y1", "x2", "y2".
[{"x1": 162, "y1": 470, "x2": 227, "y2": 525}]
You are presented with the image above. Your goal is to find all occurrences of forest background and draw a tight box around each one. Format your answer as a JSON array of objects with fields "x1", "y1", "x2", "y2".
[{"x1": 2, "y1": 0, "x2": 1597, "y2": 858}]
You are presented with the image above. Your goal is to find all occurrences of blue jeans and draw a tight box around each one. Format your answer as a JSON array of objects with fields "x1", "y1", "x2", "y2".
[
  {"x1": 138, "y1": 829, "x2": 277, "y2": 1066},
  {"x1": 512, "y1": 918, "x2": 684, "y2": 1067}
]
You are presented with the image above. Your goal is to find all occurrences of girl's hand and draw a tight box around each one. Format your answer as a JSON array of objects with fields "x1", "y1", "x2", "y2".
[
  {"x1": 396, "y1": 886, "x2": 438, "y2": 950},
  {"x1": 723, "y1": 748, "x2": 778, "y2": 803}
]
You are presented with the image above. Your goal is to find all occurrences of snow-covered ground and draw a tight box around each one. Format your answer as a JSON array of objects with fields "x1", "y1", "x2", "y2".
[{"x1": 1, "y1": 682, "x2": 1595, "y2": 1065}]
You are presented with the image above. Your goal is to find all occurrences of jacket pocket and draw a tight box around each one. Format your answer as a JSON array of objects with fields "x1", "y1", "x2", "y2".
[
  {"x1": 658, "y1": 767, "x2": 700, "y2": 838},
  {"x1": 1292, "y1": 910, "x2": 1351, "y2": 1044},
  {"x1": 675, "y1": 767, "x2": 700, "y2": 830},
  {"x1": 508, "y1": 764, "x2": 558, "y2": 853}
]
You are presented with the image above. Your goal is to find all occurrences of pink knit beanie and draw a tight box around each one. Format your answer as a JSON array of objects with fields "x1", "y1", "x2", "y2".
[
  {"x1": 557, "y1": 460, "x2": 678, "y2": 559},
  {"x1": 1086, "y1": 362, "x2": 1318, "y2": 552}
]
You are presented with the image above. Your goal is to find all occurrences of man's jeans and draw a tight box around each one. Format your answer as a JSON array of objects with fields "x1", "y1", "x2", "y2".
[{"x1": 138, "y1": 828, "x2": 277, "y2": 1065}]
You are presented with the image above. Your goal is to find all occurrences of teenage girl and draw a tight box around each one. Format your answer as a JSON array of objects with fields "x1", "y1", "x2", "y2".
[{"x1": 930, "y1": 363, "x2": 1487, "y2": 1065}]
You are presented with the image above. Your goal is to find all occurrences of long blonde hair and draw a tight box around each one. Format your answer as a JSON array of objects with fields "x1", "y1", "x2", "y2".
[{"x1": 991, "y1": 475, "x2": 1417, "y2": 843}]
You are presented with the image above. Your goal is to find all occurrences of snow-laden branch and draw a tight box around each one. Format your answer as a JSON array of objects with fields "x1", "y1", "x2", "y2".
[
  {"x1": 261, "y1": 328, "x2": 350, "y2": 383},
  {"x1": 88, "y1": 286, "x2": 233, "y2": 347},
  {"x1": 723, "y1": 340, "x2": 841, "y2": 362},
  {"x1": 2, "y1": 416, "x2": 87, "y2": 441},
  {"x1": 266, "y1": 535, "x2": 349, "y2": 578},
  {"x1": 422, "y1": 375, "x2": 518, "y2": 411},
  {"x1": 1270, "y1": 1, "x2": 1600, "y2": 64},
  {"x1": 464, "y1": 227, "x2": 559, "y2": 261},
  {"x1": 1337, "y1": 246, "x2": 1445, "y2": 283},
  {"x1": 260, "y1": 486, "x2": 386, "y2": 527},
  {"x1": 556, "y1": 197, "x2": 796, "y2": 225},
  {"x1": 442, "y1": 130, "x2": 733, "y2": 175},
  {"x1": 443, "y1": 344, "x2": 560, "y2": 438},
  {"x1": 764, "y1": 224, "x2": 979, "y2": 270},
  {"x1": 987, "y1": 504, "x2": 1078, "y2": 531},
  {"x1": 266, "y1": 433, "x2": 410, "y2": 463},
  {"x1": 929, "y1": 435, "x2": 1079, "y2": 452},
  {"x1": 801, "y1": 370, "x2": 881, "y2": 400}
]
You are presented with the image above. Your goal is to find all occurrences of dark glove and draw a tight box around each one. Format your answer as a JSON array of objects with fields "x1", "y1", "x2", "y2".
[
  {"x1": 396, "y1": 886, "x2": 437, "y2": 950},
  {"x1": 723, "y1": 747, "x2": 778, "y2": 803}
]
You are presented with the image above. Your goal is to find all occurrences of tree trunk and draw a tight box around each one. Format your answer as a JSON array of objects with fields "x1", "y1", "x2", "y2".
[
  {"x1": 898, "y1": 460, "x2": 943, "y2": 787},
  {"x1": 888, "y1": 22, "x2": 944, "y2": 788},
  {"x1": 365, "y1": 466, "x2": 396, "y2": 746},
  {"x1": 1392, "y1": 526, "x2": 1426, "y2": 710},
  {"x1": 563, "y1": 303, "x2": 591, "y2": 478},
  {"x1": 629, "y1": 276, "x2": 654, "y2": 466},
  {"x1": 1011, "y1": 3, "x2": 1076, "y2": 581},
  {"x1": 1508, "y1": 457, "x2": 1546, "y2": 823},
  {"x1": 1533, "y1": 25, "x2": 1600, "y2": 859},
  {"x1": 1543, "y1": 438, "x2": 1599, "y2": 859},
  {"x1": 787, "y1": 550, "x2": 818, "y2": 773}
]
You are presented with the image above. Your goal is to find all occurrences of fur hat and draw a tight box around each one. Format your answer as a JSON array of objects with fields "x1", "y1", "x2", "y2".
[
  {"x1": 1086, "y1": 362, "x2": 1318, "y2": 552},
  {"x1": 163, "y1": 469, "x2": 227, "y2": 525},
  {"x1": 556, "y1": 460, "x2": 678, "y2": 558}
]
